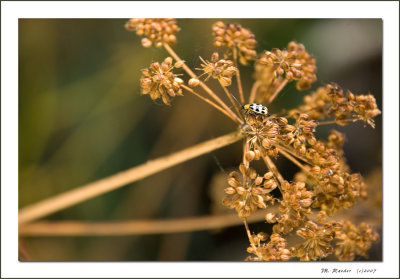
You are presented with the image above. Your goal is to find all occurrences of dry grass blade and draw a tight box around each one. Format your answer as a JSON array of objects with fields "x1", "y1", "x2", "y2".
[
  {"x1": 19, "y1": 211, "x2": 268, "y2": 236},
  {"x1": 19, "y1": 131, "x2": 244, "y2": 225}
]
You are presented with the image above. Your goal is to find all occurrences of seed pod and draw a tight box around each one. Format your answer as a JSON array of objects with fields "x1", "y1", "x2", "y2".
[
  {"x1": 254, "y1": 176, "x2": 263, "y2": 185},
  {"x1": 141, "y1": 38, "x2": 152, "y2": 48},
  {"x1": 257, "y1": 232, "x2": 268, "y2": 241},
  {"x1": 227, "y1": 177, "x2": 239, "y2": 187},
  {"x1": 219, "y1": 76, "x2": 232, "y2": 87},
  {"x1": 174, "y1": 60, "x2": 185, "y2": 68},
  {"x1": 264, "y1": 171, "x2": 274, "y2": 180},
  {"x1": 224, "y1": 187, "x2": 236, "y2": 195},
  {"x1": 211, "y1": 52, "x2": 219, "y2": 62},
  {"x1": 299, "y1": 198, "x2": 312, "y2": 207},
  {"x1": 188, "y1": 78, "x2": 200, "y2": 87},
  {"x1": 236, "y1": 187, "x2": 246, "y2": 195},
  {"x1": 245, "y1": 150, "x2": 255, "y2": 162},
  {"x1": 265, "y1": 213, "x2": 276, "y2": 223}
]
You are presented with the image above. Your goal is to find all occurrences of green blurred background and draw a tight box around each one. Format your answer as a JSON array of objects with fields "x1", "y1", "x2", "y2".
[{"x1": 19, "y1": 18, "x2": 382, "y2": 261}]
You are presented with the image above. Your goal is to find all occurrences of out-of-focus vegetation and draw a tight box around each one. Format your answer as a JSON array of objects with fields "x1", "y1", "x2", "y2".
[{"x1": 19, "y1": 19, "x2": 382, "y2": 261}]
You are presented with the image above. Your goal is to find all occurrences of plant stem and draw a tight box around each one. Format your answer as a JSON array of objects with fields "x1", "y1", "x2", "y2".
[
  {"x1": 181, "y1": 84, "x2": 234, "y2": 121},
  {"x1": 317, "y1": 118, "x2": 358, "y2": 126},
  {"x1": 249, "y1": 80, "x2": 261, "y2": 103},
  {"x1": 267, "y1": 79, "x2": 288, "y2": 105},
  {"x1": 163, "y1": 43, "x2": 242, "y2": 124},
  {"x1": 221, "y1": 86, "x2": 243, "y2": 120},
  {"x1": 278, "y1": 148, "x2": 314, "y2": 178},
  {"x1": 19, "y1": 211, "x2": 267, "y2": 236},
  {"x1": 262, "y1": 154, "x2": 285, "y2": 193},
  {"x1": 277, "y1": 143, "x2": 314, "y2": 166},
  {"x1": 19, "y1": 131, "x2": 244, "y2": 225},
  {"x1": 243, "y1": 218, "x2": 263, "y2": 260},
  {"x1": 233, "y1": 47, "x2": 245, "y2": 104}
]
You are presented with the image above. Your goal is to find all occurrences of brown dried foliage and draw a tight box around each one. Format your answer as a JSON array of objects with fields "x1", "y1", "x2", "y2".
[{"x1": 128, "y1": 18, "x2": 381, "y2": 261}]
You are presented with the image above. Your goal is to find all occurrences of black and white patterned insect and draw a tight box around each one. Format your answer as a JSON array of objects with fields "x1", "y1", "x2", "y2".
[{"x1": 242, "y1": 103, "x2": 269, "y2": 116}]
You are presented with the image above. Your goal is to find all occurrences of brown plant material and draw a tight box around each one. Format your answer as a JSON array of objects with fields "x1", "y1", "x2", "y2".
[
  {"x1": 222, "y1": 164, "x2": 277, "y2": 218},
  {"x1": 140, "y1": 57, "x2": 183, "y2": 105},
  {"x1": 19, "y1": 19, "x2": 380, "y2": 262},
  {"x1": 334, "y1": 221, "x2": 379, "y2": 261},
  {"x1": 292, "y1": 83, "x2": 381, "y2": 128},
  {"x1": 132, "y1": 19, "x2": 380, "y2": 262},
  {"x1": 291, "y1": 220, "x2": 342, "y2": 261},
  {"x1": 212, "y1": 21, "x2": 257, "y2": 65},
  {"x1": 197, "y1": 53, "x2": 237, "y2": 87},
  {"x1": 246, "y1": 232, "x2": 291, "y2": 261},
  {"x1": 272, "y1": 181, "x2": 313, "y2": 234},
  {"x1": 253, "y1": 41, "x2": 317, "y2": 103},
  {"x1": 125, "y1": 18, "x2": 179, "y2": 47}
]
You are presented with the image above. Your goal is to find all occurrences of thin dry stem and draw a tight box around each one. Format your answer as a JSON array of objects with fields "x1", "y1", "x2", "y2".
[
  {"x1": 19, "y1": 131, "x2": 244, "y2": 225},
  {"x1": 249, "y1": 80, "x2": 261, "y2": 103},
  {"x1": 267, "y1": 79, "x2": 288, "y2": 105},
  {"x1": 19, "y1": 211, "x2": 267, "y2": 236},
  {"x1": 317, "y1": 118, "x2": 358, "y2": 126},
  {"x1": 277, "y1": 144, "x2": 314, "y2": 166},
  {"x1": 262, "y1": 154, "x2": 285, "y2": 192},
  {"x1": 163, "y1": 43, "x2": 243, "y2": 124},
  {"x1": 233, "y1": 48, "x2": 245, "y2": 104},
  {"x1": 181, "y1": 84, "x2": 234, "y2": 121},
  {"x1": 278, "y1": 148, "x2": 314, "y2": 178},
  {"x1": 221, "y1": 86, "x2": 243, "y2": 119},
  {"x1": 243, "y1": 218, "x2": 263, "y2": 259}
]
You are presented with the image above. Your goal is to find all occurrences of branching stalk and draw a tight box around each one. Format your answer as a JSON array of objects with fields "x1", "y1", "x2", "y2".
[
  {"x1": 221, "y1": 86, "x2": 243, "y2": 120},
  {"x1": 267, "y1": 79, "x2": 288, "y2": 105},
  {"x1": 317, "y1": 118, "x2": 358, "y2": 126},
  {"x1": 262, "y1": 154, "x2": 285, "y2": 193},
  {"x1": 19, "y1": 211, "x2": 266, "y2": 236},
  {"x1": 163, "y1": 43, "x2": 242, "y2": 124},
  {"x1": 19, "y1": 131, "x2": 244, "y2": 225},
  {"x1": 243, "y1": 218, "x2": 263, "y2": 260},
  {"x1": 181, "y1": 84, "x2": 234, "y2": 121},
  {"x1": 278, "y1": 148, "x2": 315, "y2": 179},
  {"x1": 249, "y1": 80, "x2": 262, "y2": 103},
  {"x1": 233, "y1": 47, "x2": 245, "y2": 104}
]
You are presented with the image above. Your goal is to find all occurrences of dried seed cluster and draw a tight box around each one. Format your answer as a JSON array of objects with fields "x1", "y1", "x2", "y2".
[
  {"x1": 140, "y1": 57, "x2": 183, "y2": 105},
  {"x1": 255, "y1": 41, "x2": 317, "y2": 91},
  {"x1": 246, "y1": 232, "x2": 291, "y2": 261},
  {"x1": 242, "y1": 114, "x2": 280, "y2": 157},
  {"x1": 197, "y1": 53, "x2": 237, "y2": 87},
  {"x1": 270, "y1": 181, "x2": 314, "y2": 234},
  {"x1": 334, "y1": 221, "x2": 379, "y2": 261},
  {"x1": 292, "y1": 130, "x2": 368, "y2": 216},
  {"x1": 128, "y1": 19, "x2": 380, "y2": 262},
  {"x1": 222, "y1": 164, "x2": 277, "y2": 218},
  {"x1": 212, "y1": 21, "x2": 257, "y2": 65},
  {"x1": 291, "y1": 220, "x2": 342, "y2": 261},
  {"x1": 294, "y1": 83, "x2": 381, "y2": 127},
  {"x1": 125, "y1": 18, "x2": 179, "y2": 48}
]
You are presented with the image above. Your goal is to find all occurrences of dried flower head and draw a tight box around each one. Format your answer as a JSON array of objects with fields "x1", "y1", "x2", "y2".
[
  {"x1": 222, "y1": 164, "x2": 277, "y2": 218},
  {"x1": 197, "y1": 53, "x2": 237, "y2": 87},
  {"x1": 334, "y1": 221, "x2": 379, "y2": 261},
  {"x1": 247, "y1": 232, "x2": 291, "y2": 261},
  {"x1": 292, "y1": 220, "x2": 343, "y2": 261},
  {"x1": 140, "y1": 57, "x2": 183, "y2": 105},
  {"x1": 272, "y1": 181, "x2": 314, "y2": 234},
  {"x1": 254, "y1": 41, "x2": 317, "y2": 101},
  {"x1": 212, "y1": 21, "x2": 257, "y2": 65},
  {"x1": 242, "y1": 115, "x2": 281, "y2": 157},
  {"x1": 125, "y1": 18, "x2": 179, "y2": 48},
  {"x1": 293, "y1": 83, "x2": 381, "y2": 127}
]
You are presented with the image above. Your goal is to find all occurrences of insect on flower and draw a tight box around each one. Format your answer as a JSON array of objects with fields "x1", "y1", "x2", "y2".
[{"x1": 242, "y1": 103, "x2": 270, "y2": 116}]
